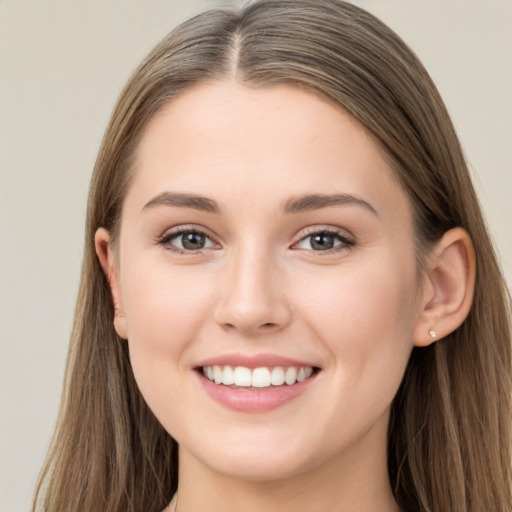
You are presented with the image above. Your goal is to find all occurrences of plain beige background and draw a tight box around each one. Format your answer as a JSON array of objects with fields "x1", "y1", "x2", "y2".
[{"x1": 0, "y1": 1, "x2": 511, "y2": 511}]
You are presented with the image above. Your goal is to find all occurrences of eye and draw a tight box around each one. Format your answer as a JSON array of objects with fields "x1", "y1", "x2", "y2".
[
  {"x1": 158, "y1": 228, "x2": 218, "y2": 253},
  {"x1": 293, "y1": 229, "x2": 354, "y2": 252}
]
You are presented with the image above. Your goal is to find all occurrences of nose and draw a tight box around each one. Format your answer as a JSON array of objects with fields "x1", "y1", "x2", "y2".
[{"x1": 214, "y1": 246, "x2": 292, "y2": 336}]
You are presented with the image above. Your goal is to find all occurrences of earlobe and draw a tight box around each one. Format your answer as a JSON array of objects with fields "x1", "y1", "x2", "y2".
[
  {"x1": 94, "y1": 228, "x2": 128, "y2": 339},
  {"x1": 413, "y1": 227, "x2": 476, "y2": 347}
]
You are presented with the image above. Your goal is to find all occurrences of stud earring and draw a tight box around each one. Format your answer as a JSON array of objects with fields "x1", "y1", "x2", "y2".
[
  {"x1": 429, "y1": 329, "x2": 437, "y2": 339},
  {"x1": 114, "y1": 303, "x2": 123, "y2": 318}
]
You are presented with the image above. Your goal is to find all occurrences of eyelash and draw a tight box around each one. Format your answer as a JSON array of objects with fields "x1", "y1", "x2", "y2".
[
  {"x1": 157, "y1": 226, "x2": 217, "y2": 255},
  {"x1": 156, "y1": 226, "x2": 355, "y2": 255},
  {"x1": 293, "y1": 228, "x2": 356, "y2": 255}
]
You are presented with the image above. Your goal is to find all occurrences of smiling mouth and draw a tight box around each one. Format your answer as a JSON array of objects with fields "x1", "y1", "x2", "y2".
[{"x1": 200, "y1": 365, "x2": 319, "y2": 389}]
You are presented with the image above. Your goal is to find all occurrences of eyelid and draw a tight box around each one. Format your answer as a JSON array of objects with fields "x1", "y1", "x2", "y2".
[
  {"x1": 291, "y1": 226, "x2": 356, "y2": 253},
  {"x1": 157, "y1": 224, "x2": 221, "y2": 253},
  {"x1": 155, "y1": 224, "x2": 355, "y2": 255}
]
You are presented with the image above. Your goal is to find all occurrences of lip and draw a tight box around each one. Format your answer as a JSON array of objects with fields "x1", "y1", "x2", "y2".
[
  {"x1": 194, "y1": 353, "x2": 320, "y2": 413},
  {"x1": 195, "y1": 352, "x2": 319, "y2": 369}
]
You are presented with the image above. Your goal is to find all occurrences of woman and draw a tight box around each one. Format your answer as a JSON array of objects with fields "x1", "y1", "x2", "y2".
[{"x1": 33, "y1": 1, "x2": 511, "y2": 511}]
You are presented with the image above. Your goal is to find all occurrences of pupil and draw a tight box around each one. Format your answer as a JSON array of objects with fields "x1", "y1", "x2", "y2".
[
  {"x1": 311, "y1": 233, "x2": 334, "y2": 250},
  {"x1": 182, "y1": 232, "x2": 205, "y2": 250}
]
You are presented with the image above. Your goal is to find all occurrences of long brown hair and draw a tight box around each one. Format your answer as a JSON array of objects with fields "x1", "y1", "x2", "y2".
[{"x1": 33, "y1": 1, "x2": 511, "y2": 511}]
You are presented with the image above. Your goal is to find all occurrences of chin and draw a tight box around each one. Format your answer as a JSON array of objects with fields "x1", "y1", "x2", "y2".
[
  {"x1": 201, "y1": 451, "x2": 315, "y2": 482},
  {"x1": 178, "y1": 429, "x2": 329, "y2": 483}
]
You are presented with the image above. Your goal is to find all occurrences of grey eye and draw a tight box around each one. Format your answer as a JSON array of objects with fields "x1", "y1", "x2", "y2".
[
  {"x1": 309, "y1": 233, "x2": 337, "y2": 250},
  {"x1": 168, "y1": 230, "x2": 216, "y2": 251},
  {"x1": 181, "y1": 231, "x2": 206, "y2": 250},
  {"x1": 294, "y1": 231, "x2": 352, "y2": 252}
]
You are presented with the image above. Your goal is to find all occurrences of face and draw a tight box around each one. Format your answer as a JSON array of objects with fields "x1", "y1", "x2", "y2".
[{"x1": 109, "y1": 82, "x2": 423, "y2": 481}]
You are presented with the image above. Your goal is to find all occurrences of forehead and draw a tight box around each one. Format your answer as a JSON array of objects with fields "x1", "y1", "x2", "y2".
[{"x1": 127, "y1": 81, "x2": 410, "y2": 222}]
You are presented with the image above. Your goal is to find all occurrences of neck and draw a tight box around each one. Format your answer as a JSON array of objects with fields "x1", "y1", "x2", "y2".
[{"x1": 173, "y1": 415, "x2": 400, "y2": 512}]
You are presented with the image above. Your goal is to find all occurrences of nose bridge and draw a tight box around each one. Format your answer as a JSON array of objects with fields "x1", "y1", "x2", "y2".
[{"x1": 214, "y1": 238, "x2": 290, "y2": 334}]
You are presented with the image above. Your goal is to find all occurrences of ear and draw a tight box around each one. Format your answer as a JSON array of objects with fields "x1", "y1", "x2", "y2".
[
  {"x1": 413, "y1": 227, "x2": 476, "y2": 347},
  {"x1": 95, "y1": 227, "x2": 128, "y2": 339}
]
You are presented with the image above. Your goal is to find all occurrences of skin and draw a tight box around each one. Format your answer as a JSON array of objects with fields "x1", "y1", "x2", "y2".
[{"x1": 96, "y1": 81, "x2": 475, "y2": 512}]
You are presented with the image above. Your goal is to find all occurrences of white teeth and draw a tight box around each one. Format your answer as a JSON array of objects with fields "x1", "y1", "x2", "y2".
[
  {"x1": 284, "y1": 367, "x2": 297, "y2": 385},
  {"x1": 202, "y1": 365, "x2": 315, "y2": 387},
  {"x1": 213, "y1": 365, "x2": 223, "y2": 384},
  {"x1": 222, "y1": 365, "x2": 234, "y2": 385},
  {"x1": 233, "y1": 366, "x2": 252, "y2": 387},
  {"x1": 297, "y1": 367, "x2": 313, "y2": 382},
  {"x1": 271, "y1": 367, "x2": 285, "y2": 386},
  {"x1": 252, "y1": 367, "x2": 271, "y2": 388}
]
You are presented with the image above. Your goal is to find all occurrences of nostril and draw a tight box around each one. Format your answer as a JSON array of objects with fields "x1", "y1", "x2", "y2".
[{"x1": 221, "y1": 321, "x2": 278, "y2": 333}]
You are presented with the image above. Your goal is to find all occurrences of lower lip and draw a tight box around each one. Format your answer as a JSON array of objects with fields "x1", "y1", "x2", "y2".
[{"x1": 197, "y1": 371, "x2": 318, "y2": 413}]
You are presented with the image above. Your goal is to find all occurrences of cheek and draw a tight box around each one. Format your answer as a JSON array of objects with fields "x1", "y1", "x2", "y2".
[
  {"x1": 296, "y1": 255, "x2": 417, "y2": 392},
  {"x1": 291, "y1": 258, "x2": 416, "y2": 452},
  {"x1": 301, "y1": 257, "x2": 416, "y2": 333},
  {"x1": 119, "y1": 258, "x2": 221, "y2": 430},
  {"x1": 119, "y1": 255, "x2": 215, "y2": 380}
]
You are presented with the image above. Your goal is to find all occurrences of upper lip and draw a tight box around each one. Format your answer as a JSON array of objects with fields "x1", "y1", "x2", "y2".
[{"x1": 195, "y1": 352, "x2": 320, "y2": 369}]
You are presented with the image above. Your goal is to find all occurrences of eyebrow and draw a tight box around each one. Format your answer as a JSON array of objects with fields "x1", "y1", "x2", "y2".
[
  {"x1": 143, "y1": 192, "x2": 221, "y2": 214},
  {"x1": 142, "y1": 191, "x2": 378, "y2": 217},
  {"x1": 282, "y1": 193, "x2": 378, "y2": 216}
]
